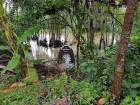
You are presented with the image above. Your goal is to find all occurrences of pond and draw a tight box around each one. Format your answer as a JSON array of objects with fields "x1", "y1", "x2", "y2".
[{"x1": 29, "y1": 32, "x2": 117, "y2": 69}]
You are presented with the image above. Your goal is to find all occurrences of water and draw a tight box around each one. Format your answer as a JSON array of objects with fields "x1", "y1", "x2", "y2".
[{"x1": 29, "y1": 32, "x2": 117, "y2": 69}]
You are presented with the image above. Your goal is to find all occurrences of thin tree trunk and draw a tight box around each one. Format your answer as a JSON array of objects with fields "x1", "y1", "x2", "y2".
[
  {"x1": 99, "y1": 34, "x2": 105, "y2": 50},
  {"x1": 86, "y1": 0, "x2": 94, "y2": 55},
  {"x1": 105, "y1": 17, "x2": 108, "y2": 46},
  {"x1": 74, "y1": 0, "x2": 80, "y2": 69},
  {"x1": 112, "y1": 0, "x2": 137, "y2": 104},
  {"x1": 99, "y1": 34, "x2": 102, "y2": 50},
  {"x1": 76, "y1": 36, "x2": 80, "y2": 69},
  {"x1": 65, "y1": 27, "x2": 67, "y2": 43},
  {"x1": 89, "y1": 19, "x2": 94, "y2": 45},
  {"x1": 111, "y1": 18, "x2": 115, "y2": 46},
  {"x1": 74, "y1": 0, "x2": 80, "y2": 5}
]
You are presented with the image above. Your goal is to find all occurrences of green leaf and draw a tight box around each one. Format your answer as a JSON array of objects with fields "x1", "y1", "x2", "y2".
[
  {"x1": 2, "y1": 54, "x2": 20, "y2": 74},
  {"x1": 17, "y1": 26, "x2": 40, "y2": 44},
  {"x1": 130, "y1": 89, "x2": 137, "y2": 98},
  {"x1": 123, "y1": 80, "x2": 131, "y2": 88},
  {"x1": 131, "y1": 83, "x2": 140, "y2": 88},
  {"x1": 0, "y1": 46, "x2": 10, "y2": 51}
]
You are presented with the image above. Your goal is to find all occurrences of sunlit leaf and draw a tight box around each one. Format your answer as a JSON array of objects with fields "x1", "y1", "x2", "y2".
[
  {"x1": 2, "y1": 54, "x2": 20, "y2": 74},
  {"x1": 0, "y1": 46, "x2": 11, "y2": 51}
]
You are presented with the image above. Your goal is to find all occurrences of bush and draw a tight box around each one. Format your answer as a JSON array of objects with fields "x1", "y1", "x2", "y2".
[
  {"x1": 122, "y1": 40, "x2": 140, "y2": 97},
  {"x1": 121, "y1": 96, "x2": 140, "y2": 105},
  {"x1": 41, "y1": 74, "x2": 110, "y2": 104}
]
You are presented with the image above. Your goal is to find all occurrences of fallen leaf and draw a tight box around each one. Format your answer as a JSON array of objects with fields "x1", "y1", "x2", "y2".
[
  {"x1": 33, "y1": 80, "x2": 40, "y2": 85},
  {"x1": 9, "y1": 82, "x2": 26, "y2": 88}
]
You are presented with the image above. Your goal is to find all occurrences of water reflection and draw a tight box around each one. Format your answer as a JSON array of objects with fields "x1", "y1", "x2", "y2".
[
  {"x1": 29, "y1": 40, "x2": 38, "y2": 60},
  {"x1": 29, "y1": 32, "x2": 117, "y2": 67},
  {"x1": 29, "y1": 32, "x2": 76, "y2": 59}
]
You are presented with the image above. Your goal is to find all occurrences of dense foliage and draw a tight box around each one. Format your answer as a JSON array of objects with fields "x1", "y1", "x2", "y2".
[{"x1": 0, "y1": 0, "x2": 140, "y2": 104}]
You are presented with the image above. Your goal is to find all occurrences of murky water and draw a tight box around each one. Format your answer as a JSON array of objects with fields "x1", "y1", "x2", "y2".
[
  {"x1": 29, "y1": 33, "x2": 77, "y2": 60},
  {"x1": 29, "y1": 32, "x2": 117, "y2": 68}
]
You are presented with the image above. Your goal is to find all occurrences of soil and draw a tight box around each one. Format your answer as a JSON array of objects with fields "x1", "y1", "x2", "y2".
[{"x1": 34, "y1": 64, "x2": 85, "y2": 80}]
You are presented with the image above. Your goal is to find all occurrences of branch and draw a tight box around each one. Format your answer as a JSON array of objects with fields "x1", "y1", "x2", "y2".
[
  {"x1": 106, "y1": 3, "x2": 123, "y2": 26},
  {"x1": 57, "y1": 12, "x2": 75, "y2": 33}
]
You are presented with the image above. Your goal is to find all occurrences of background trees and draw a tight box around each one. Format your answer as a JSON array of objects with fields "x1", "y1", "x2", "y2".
[{"x1": 0, "y1": 0, "x2": 140, "y2": 104}]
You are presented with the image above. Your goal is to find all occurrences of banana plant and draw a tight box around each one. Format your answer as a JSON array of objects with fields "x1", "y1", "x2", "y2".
[{"x1": 0, "y1": 0, "x2": 39, "y2": 82}]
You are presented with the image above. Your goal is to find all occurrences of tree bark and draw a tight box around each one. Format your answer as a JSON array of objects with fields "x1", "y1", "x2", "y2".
[
  {"x1": 85, "y1": 0, "x2": 95, "y2": 55},
  {"x1": 111, "y1": 17, "x2": 115, "y2": 46},
  {"x1": 89, "y1": 19, "x2": 94, "y2": 46},
  {"x1": 76, "y1": 35, "x2": 80, "y2": 69},
  {"x1": 112, "y1": 0, "x2": 137, "y2": 104},
  {"x1": 74, "y1": 0, "x2": 80, "y2": 6}
]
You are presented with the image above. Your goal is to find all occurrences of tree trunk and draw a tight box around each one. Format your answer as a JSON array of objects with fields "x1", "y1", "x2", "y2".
[
  {"x1": 111, "y1": 16, "x2": 115, "y2": 46},
  {"x1": 86, "y1": 0, "x2": 95, "y2": 55},
  {"x1": 76, "y1": 35, "x2": 80, "y2": 69},
  {"x1": 74, "y1": 0, "x2": 80, "y2": 5},
  {"x1": 112, "y1": 0, "x2": 137, "y2": 104},
  {"x1": 99, "y1": 34, "x2": 105, "y2": 50},
  {"x1": 89, "y1": 19, "x2": 94, "y2": 46}
]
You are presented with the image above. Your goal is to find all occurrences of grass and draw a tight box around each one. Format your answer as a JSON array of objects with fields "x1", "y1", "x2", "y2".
[
  {"x1": 0, "y1": 84, "x2": 45, "y2": 105},
  {"x1": 0, "y1": 74, "x2": 111, "y2": 105}
]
